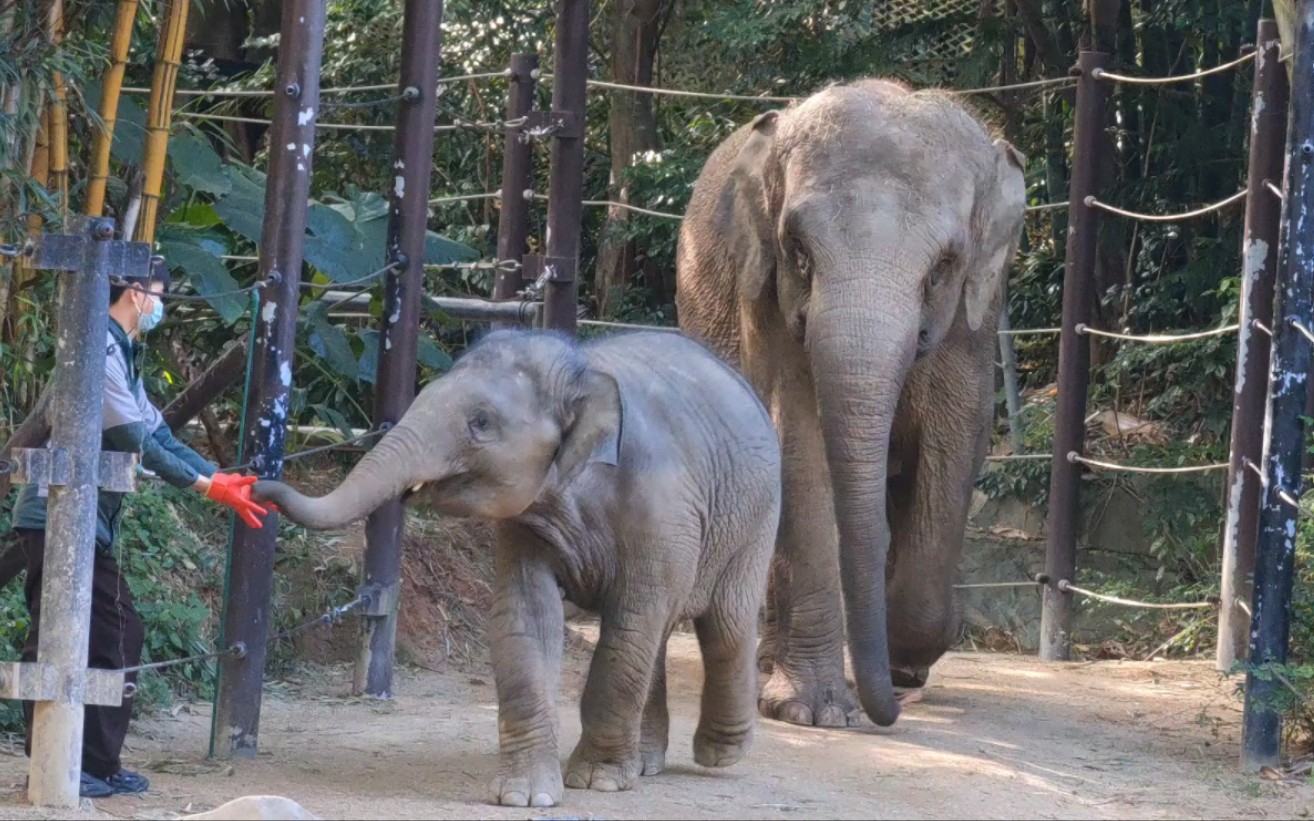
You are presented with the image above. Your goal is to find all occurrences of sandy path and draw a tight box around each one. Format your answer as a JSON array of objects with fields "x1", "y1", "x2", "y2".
[{"x1": 0, "y1": 626, "x2": 1309, "y2": 820}]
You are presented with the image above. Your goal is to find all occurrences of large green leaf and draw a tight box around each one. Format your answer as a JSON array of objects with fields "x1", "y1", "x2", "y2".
[
  {"x1": 155, "y1": 236, "x2": 248, "y2": 324},
  {"x1": 305, "y1": 303, "x2": 360, "y2": 379},
  {"x1": 416, "y1": 333, "x2": 453, "y2": 373},
  {"x1": 356, "y1": 330, "x2": 380, "y2": 385},
  {"x1": 85, "y1": 79, "x2": 148, "y2": 166},
  {"x1": 211, "y1": 186, "x2": 265, "y2": 246},
  {"x1": 169, "y1": 129, "x2": 231, "y2": 197},
  {"x1": 304, "y1": 202, "x2": 376, "y2": 281}
]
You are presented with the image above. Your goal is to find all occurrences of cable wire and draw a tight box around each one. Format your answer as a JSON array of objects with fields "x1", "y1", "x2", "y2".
[
  {"x1": 1076, "y1": 323, "x2": 1239, "y2": 343},
  {"x1": 578, "y1": 319, "x2": 681, "y2": 333},
  {"x1": 1057, "y1": 580, "x2": 1219, "y2": 610},
  {"x1": 221, "y1": 428, "x2": 386, "y2": 474},
  {"x1": 1091, "y1": 50, "x2": 1256, "y2": 85},
  {"x1": 122, "y1": 71, "x2": 512, "y2": 99},
  {"x1": 1085, "y1": 189, "x2": 1247, "y2": 222},
  {"x1": 1068, "y1": 452, "x2": 1229, "y2": 474}
]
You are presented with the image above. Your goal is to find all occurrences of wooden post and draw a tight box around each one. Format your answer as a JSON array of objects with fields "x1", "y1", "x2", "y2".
[
  {"x1": 355, "y1": 0, "x2": 445, "y2": 699},
  {"x1": 1039, "y1": 51, "x2": 1109, "y2": 662},
  {"x1": 210, "y1": 0, "x2": 326, "y2": 759},
  {"x1": 538, "y1": 0, "x2": 590, "y2": 334},
  {"x1": 492, "y1": 52, "x2": 539, "y2": 319},
  {"x1": 26, "y1": 218, "x2": 114, "y2": 807},
  {"x1": 1241, "y1": 0, "x2": 1314, "y2": 773},
  {"x1": 1218, "y1": 20, "x2": 1288, "y2": 673}
]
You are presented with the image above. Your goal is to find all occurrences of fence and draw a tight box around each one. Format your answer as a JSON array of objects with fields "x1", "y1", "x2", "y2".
[{"x1": 1, "y1": 0, "x2": 1308, "y2": 808}]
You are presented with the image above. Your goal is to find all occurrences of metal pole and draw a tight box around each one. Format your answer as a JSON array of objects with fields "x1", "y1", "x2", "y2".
[
  {"x1": 355, "y1": 0, "x2": 444, "y2": 699},
  {"x1": 540, "y1": 0, "x2": 590, "y2": 334},
  {"x1": 1218, "y1": 20, "x2": 1287, "y2": 673},
  {"x1": 211, "y1": 0, "x2": 326, "y2": 759},
  {"x1": 492, "y1": 52, "x2": 539, "y2": 316},
  {"x1": 1242, "y1": 0, "x2": 1314, "y2": 773},
  {"x1": 26, "y1": 217, "x2": 113, "y2": 807},
  {"x1": 1039, "y1": 51, "x2": 1109, "y2": 662}
]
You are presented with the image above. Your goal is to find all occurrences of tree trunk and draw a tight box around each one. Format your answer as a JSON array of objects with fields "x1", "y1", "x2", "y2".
[{"x1": 593, "y1": 0, "x2": 668, "y2": 316}]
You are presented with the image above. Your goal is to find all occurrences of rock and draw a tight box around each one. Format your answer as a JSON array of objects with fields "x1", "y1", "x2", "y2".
[{"x1": 181, "y1": 796, "x2": 319, "y2": 820}]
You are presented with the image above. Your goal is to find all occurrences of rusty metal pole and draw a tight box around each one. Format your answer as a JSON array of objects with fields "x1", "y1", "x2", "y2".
[
  {"x1": 1039, "y1": 51, "x2": 1109, "y2": 662},
  {"x1": 25, "y1": 217, "x2": 113, "y2": 807},
  {"x1": 354, "y1": 0, "x2": 444, "y2": 699},
  {"x1": 492, "y1": 52, "x2": 539, "y2": 320},
  {"x1": 538, "y1": 0, "x2": 590, "y2": 333},
  {"x1": 1242, "y1": 0, "x2": 1314, "y2": 773},
  {"x1": 1218, "y1": 20, "x2": 1287, "y2": 673},
  {"x1": 210, "y1": 0, "x2": 326, "y2": 759}
]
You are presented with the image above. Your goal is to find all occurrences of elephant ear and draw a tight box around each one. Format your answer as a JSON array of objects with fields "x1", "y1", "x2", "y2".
[
  {"x1": 964, "y1": 138, "x2": 1027, "y2": 332},
  {"x1": 727, "y1": 110, "x2": 781, "y2": 305},
  {"x1": 554, "y1": 369, "x2": 624, "y2": 487}
]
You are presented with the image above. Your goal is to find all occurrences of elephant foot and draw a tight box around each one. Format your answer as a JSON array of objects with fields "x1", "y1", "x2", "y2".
[
  {"x1": 891, "y1": 665, "x2": 929, "y2": 689},
  {"x1": 564, "y1": 743, "x2": 641, "y2": 793},
  {"x1": 491, "y1": 757, "x2": 564, "y2": 807},
  {"x1": 758, "y1": 666, "x2": 862, "y2": 728},
  {"x1": 639, "y1": 743, "x2": 665, "y2": 776},
  {"x1": 693, "y1": 724, "x2": 752, "y2": 768}
]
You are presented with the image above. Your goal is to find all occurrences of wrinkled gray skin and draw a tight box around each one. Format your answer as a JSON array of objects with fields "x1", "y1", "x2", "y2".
[
  {"x1": 675, "y1": 79, "x2": 1026, "y2": 729},
  {"x1": 253, "y1": 329, "x2": 782, "y2": 807}
]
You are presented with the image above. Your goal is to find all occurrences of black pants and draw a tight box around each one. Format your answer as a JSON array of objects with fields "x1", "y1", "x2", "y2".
[{"x1": 16, "y1": 529, "x2": 143, "y2": 779}]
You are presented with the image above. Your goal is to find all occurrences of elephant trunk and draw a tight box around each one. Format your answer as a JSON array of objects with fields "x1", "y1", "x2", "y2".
[
  {"x1": 808, "y1": 275, "x2": 918, "y2": 728},
  {"x1": 253, "y1": 422, "x2": 430, "y2": 530}
]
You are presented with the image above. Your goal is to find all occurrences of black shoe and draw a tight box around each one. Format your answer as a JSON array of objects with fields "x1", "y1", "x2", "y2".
[
  {"x1": 105, "y1": 769, "x2": 149, "y2": 795},
  {"x1": 79, "y1": 772, "x2": 114, "y2": 798}
]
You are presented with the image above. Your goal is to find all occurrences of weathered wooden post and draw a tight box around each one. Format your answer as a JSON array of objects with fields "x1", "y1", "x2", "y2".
[
  {"x1": 9, "y1": 217, "x2": 148, "y2": 806},
  {"x1": 355, "y1": 0, "x2": 445, "y2": 699},
  {"x1": 1241, "y1": 0, "x2": 1314, "y2": 773},
  {"x1": 1039, "y1": 51, "x2": 1110, "y2": 662},
  {"x1": 1218, "y1": 19, "x2": 1288, "y2": 673},
  {"x1": 492, "y1": 52, "x2": 539, "y2": 317},
  {"x1": 211, "y1": 0, "x2": 326, "y2": 759},
  {"x1": 528, "y1": 0, "x2": 590, "y2": 334}
]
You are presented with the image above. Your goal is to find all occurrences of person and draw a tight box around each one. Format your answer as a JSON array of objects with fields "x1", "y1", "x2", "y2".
[{"x1": 8, "y1": 262, "x2": 270, "y2": 798}]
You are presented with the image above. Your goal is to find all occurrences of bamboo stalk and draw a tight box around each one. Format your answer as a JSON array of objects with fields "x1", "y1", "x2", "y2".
[
  {"x1": 46, "y1": 1, "x2": 68, "y2": 229},
  {"x1": 86, "y1": 0, "x2": 141, "y2": 217},
  {"x1": 135, "y1": 0, "x2": 190, "y2": 243}
]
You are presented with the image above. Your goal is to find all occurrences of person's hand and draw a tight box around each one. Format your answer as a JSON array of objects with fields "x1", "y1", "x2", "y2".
[{"x1": 204, "y1": 473, "x2": 270, "y2": 528}]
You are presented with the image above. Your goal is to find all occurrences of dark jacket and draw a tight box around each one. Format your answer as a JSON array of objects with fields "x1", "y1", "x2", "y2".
[{"x1": 11, "y1": 319, "x2": 216, "y2": 551}]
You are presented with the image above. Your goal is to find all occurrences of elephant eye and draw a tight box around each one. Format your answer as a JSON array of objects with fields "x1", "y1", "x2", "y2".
[
  {"x1": 468, "y1": 409, "x2": 495, "y2": 441},
  {"x1": 929, "y1": 253, "x2": 955, "y2": 288},
  {"x1": 789, "y1": 239, "x2": 812, "y2": 279}
]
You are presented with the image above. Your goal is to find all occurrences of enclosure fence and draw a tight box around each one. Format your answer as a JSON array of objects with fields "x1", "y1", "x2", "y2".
[{"x1": 0, "y1": 1, "x2": 1306, "y2": 808}]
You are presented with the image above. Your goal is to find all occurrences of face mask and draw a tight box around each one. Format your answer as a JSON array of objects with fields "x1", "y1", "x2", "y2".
[{"x1": 137, "y1": 293, "x2": 164, "y2": 333}]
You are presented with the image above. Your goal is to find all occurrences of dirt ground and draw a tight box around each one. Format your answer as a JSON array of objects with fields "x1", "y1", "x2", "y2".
[{"x1": 0, "y1": 624, "x2": 1311, "y2": 821}]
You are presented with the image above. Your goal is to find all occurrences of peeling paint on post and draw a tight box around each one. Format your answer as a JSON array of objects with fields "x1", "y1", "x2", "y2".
[
  {"x1": 210, "y1": 0, "x2": 326, "y2": 760},
  {"x1": 1242, "y1": 0, "x2": 1314, "y2": 773},
  {"x1": 357, "y1": 0, "x2": 445, "y2": 699},
  {"x1": 1218, "y1": 20, "x2": 1287, "y2": 674}
]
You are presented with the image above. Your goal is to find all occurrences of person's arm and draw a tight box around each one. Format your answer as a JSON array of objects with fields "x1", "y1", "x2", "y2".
[{"x1": 136, "y1": 379, "x2": 265, "y2": 525}]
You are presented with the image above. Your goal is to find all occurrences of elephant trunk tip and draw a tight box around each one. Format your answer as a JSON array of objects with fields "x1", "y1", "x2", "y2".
[{"x1": 850, "y1": 635, "x2": 902, "y2": 728}]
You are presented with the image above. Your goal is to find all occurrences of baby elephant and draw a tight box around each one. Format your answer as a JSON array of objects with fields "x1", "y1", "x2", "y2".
[{"x1": 254, "y1": 329, "x2": 781, "y2": 807}]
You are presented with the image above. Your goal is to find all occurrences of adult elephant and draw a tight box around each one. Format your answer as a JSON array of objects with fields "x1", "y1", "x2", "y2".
[{"x1": 675, "y1": 78, "x2": 1026, "y2": 729}]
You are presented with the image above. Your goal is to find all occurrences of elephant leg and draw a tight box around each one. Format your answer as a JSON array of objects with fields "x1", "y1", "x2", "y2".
[
  {"x1": 565, "y1": 597, "x2": 669, "y2": 793},
  {"x1": 885, "y1": 353, "x2": 991, "y2": 689},
  {"x1": 639, "y1": 637, "x2": 669, "y2": 776},
  {"x1": 758, "y1": 385, "x2": 859, "y2": 728},
  {"x1": 488, "y1": 526, "x2": 566, "y2": 808},
  {"x1": 693, "y1": 569, "x2": 763, "y2": 767}
]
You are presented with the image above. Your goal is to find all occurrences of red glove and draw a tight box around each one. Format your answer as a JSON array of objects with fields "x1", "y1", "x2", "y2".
[{"x1": 205, "y1": 473, "x2": 270, "y2": 529}]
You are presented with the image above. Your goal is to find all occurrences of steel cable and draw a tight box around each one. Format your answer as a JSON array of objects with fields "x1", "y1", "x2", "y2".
[{"x1": 1085, "y1": 189, "x2": 1247, "y2": 222}]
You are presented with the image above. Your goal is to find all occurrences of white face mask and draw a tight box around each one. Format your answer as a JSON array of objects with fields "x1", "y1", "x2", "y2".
[{"x1": 137, "y1": 291, "x2": 164, "y2": 333}]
